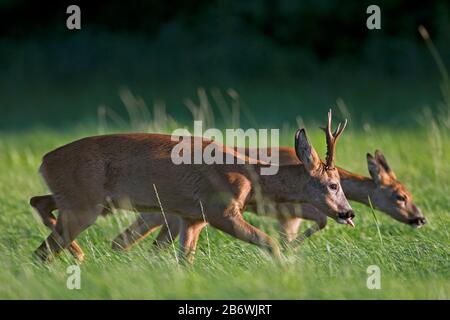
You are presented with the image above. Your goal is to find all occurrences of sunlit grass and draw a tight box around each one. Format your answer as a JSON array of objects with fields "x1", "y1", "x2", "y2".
[{"x1": 0, "y1": 108, "x2": 448, "y2": 299}]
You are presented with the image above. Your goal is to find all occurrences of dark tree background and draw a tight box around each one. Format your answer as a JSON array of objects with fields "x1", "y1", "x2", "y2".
[
  {"x1": 0, "y1": 0, "x2": 449, "y2": 128},
  {"x1": 1, "y1": 1, "x2": 447, "y2": 60}
]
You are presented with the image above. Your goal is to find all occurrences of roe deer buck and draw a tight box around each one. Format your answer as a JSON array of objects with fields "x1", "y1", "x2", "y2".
[{"x1": 31, "y1": 111, "x2": 353, "y2": 263}]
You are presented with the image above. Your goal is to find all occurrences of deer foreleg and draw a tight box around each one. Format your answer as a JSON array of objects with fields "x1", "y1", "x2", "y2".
[{"x1": 292, "y1": 204, "x2": 328, "y2": 247}]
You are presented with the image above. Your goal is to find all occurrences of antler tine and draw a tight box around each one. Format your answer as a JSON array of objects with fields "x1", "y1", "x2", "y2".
[
  {"x1": 334, "y1": 118, "x2": 347, "y2": 139},
  {"x1": 326, "y1": 109, "x2": 332, "y2": 136},
  {"x1": 320, "y1": 110, "x2": 332, "y2": 135},
  {"x1": 319, "y1": 109, "x2": 332, "y2": 169},
  {"x1": 333, "y1": 122, "x2": 341, "y2": 137}
]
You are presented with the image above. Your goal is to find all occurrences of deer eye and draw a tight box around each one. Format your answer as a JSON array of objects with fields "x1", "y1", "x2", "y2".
[
  {"x1": 396, "y1": 194, "x2": 406, "y2": 202},
  {"x1": 329, "y1": 183, "x2": 338, "y2": 191}
]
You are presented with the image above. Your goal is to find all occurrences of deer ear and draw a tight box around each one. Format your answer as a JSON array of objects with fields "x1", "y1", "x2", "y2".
[
  {"x1": 367, "y1": 152, "x2": 393, "y2": 185},
  {"x1": 374, "y1": 150, "x2": 397, "y2": 179},
  {"x1": 295, "y1": 129, "x2": 321, "y2": 172}
]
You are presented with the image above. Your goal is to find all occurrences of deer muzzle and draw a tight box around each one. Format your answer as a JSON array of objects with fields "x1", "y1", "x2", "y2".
[
  {"x1": 337, "y1": 210, "x2": 355, "y2": 227},
  {"x1": 409, "y1": 217, "x2": 427, "y2": 228}
]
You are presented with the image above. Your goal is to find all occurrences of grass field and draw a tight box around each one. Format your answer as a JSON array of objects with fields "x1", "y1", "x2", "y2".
[{"x1": 0, "y1": 98, "x2": 449, "y2": 299}]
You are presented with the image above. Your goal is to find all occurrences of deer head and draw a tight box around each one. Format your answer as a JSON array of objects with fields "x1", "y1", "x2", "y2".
[
  {"x1": 294, "y1": 110, "x2": 355, "y2": 227},
  {"x1": 367, "y1": 150, "x2": 426, "y2": 228}
]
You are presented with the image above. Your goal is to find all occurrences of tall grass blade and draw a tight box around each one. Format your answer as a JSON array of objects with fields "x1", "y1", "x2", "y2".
[
  {"x1": 153, "y1": 184, "x2": 179, "y2": 264},
  {"x1": 368, "y1": 196, "x2": 384, "y2": 248}
]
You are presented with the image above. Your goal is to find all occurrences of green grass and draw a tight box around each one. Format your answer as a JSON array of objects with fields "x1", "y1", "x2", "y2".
[{"x1": 0, "y1": 113, "x2": 449, "y2": 299}]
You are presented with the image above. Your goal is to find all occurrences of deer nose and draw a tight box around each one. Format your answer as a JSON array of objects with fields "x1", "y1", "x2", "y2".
[
  {"x1": 410, "y1": 217, "x2": 427, "y2": 226},
  {"x1": 338, "y1": 210, "x2": 355, "y2": 220}
]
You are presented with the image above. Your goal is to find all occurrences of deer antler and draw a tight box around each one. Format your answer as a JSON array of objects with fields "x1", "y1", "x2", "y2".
[{"x1": 321, "y1": 109, "x2": 347, "y2": 169}]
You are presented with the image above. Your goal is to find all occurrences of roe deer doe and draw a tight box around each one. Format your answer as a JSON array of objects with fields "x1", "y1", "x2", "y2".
[
  {"x1": 31, "y1": 111, "x2": 353, "y2": 263},
  {"x1": 240, "y1": 148, "x2": 426, "y2": 243}
]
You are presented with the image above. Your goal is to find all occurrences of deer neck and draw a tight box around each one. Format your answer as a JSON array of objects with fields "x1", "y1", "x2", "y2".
[
  {"x1": 252, "y1": 164, "x2": 309, "y2": 203},
  {"x1": 338, "y1": 167, "x2": 377, "y2": 205}
]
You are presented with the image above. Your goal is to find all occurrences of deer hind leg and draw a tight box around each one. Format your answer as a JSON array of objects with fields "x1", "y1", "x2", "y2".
[
  {"x1": 111, "y1": 211, "x2": 165, "y2": 251},
  {"x1": 30, "y1": 195, "x2": 85, "y2": 262},
  {"x1": 153, "y1": 214, "x2": 180, "y2": 249},
  {"x1": 34, "y1": 207, "x2": 99, "y2": 263},
  {"x1": 178, "y1": 218, "x2": 206, "y2": 264},
  {"x1": 111, "y1": 212, "x2": 180, "y2": 251}
]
